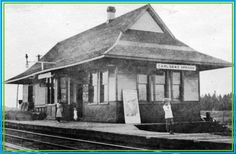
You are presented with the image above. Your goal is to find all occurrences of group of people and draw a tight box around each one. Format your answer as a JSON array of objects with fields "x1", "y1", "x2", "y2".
[{"x1": 55, "y1": 100, "x2": 78, "y2": 123}]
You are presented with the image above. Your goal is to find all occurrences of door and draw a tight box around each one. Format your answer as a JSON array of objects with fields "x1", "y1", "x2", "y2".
[
  {"x1": 28, "y1": 85, "x2": 34, "y2": 111},
  {"x1": 76, "y1": 84, "x2": 83, "y2": 118}
]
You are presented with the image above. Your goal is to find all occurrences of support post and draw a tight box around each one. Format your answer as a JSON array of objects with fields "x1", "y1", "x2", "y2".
[
  {"x1": 68, "y1": 78, "x2": 71, "y2": 104},
  {"x1": 54, "y1": 78, "x2": 58, "y2": 104},
  {"x1": 16, "y1": 84, "x2": 19, "y2": 109}
]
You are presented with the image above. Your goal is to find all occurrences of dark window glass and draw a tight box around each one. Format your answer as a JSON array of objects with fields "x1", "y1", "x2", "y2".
[
  {"x1": 88, "y1": 74, "x2": 94, "y2": 103},
  {"x1": 149, "y1": 71, "x2": 166, "y2": 101},
  {"x1": 137, "y1": 74, "x2": 147, "y2": 101},
  {"x1": 172, "y1": 72, "x2": 181, "y2": 100}
]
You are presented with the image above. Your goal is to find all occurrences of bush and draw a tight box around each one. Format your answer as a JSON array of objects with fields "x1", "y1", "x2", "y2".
[{"x1": 5, "y1": 110, "x2": 33, "y2": 121}]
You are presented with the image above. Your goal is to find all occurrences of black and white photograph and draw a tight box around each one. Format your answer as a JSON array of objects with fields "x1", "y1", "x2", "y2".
[{"x1": 4, "y1": 3, "x2": 233, "y2": 151}]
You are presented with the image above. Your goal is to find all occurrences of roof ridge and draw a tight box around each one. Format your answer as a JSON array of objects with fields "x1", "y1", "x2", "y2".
[{"x1": 56, "y1": 5, "x2": 150, "y2": 45}]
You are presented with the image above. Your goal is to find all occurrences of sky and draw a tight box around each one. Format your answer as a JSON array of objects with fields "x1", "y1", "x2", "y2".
[{"x1": 4, "y1": 4, "x2": 232, "y2": 108}]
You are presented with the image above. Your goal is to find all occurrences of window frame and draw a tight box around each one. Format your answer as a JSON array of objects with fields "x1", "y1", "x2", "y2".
[
  {"x1": 183, "y1": 71, "x2": 199, "y2": 101},
  {"x1": 99, "y1": 71, "x2": 109, "y2": 104},
  {"x1": 152, "y1": 71, "x2": 166, "y2": 102},
  {"x1": 170, "y1": 71, "x2": 182, "y2": 102},
  {"x1": 142, "y1": 70, "x2": 184, "y2": 103},
  {"x1": 137, "y1": 74, "x2": 148, "y2": 101},
  {"x1": 147, "y1": 70, "x2": 166, "y2": 102},
  {"x1": 86, "y1": 70, "x2": 109, "y2": 104},
  {"x1": 86, "y1": 72, "x2": 97, "y2": 104},
  {"x1": 58, "y1": 77, "x2": 68, "y2": 104}
]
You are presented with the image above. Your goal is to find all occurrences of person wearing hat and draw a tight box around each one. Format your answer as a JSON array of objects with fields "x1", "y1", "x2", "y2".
[{"x1": 162, "y1": 98, "x2": 174, "y2": 134}]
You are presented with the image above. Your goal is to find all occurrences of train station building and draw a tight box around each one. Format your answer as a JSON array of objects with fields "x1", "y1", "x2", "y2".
[{"x1": 6, "y1": 5, "x2": 231, "y2": 123}]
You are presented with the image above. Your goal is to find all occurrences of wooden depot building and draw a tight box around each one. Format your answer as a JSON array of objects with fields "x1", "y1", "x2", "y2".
[{"x1": 6, "y1": 5, "x2": 231, "y2": 123}]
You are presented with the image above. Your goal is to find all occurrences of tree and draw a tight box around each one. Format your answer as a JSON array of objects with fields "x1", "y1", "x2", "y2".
[{"x1": 200, "y1": 92, "x2": 232, "y2": 111}]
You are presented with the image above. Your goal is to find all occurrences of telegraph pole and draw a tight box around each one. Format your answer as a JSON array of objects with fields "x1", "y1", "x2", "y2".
[{"x1": 25, "y1": 54, "x2": 56, "y2": 70}]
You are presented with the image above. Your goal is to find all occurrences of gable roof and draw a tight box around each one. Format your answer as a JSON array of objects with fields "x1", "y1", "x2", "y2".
[
  {"x1": 129, "y1": 11, "x2": 164, "y2": 33},
  {"x1": 6, "y1": 4, "x2": 231, "y2": 84}
]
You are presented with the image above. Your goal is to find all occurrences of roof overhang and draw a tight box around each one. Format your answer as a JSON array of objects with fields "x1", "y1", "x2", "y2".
[
  {"x1": 6, "y1": 54, "x2": 231, "y2": 84},
  {"x1": 104, "y1": 54, "x2": 232, "y2": 71},
  {"x1": 5, "y1": 55, "x2": 105, "y2": 84}
]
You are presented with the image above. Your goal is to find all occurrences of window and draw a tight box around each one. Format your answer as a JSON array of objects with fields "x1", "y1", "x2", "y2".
[
  {"x1": 70, "y1": 80, "x2": 74, "y2": 104},
  {"x1": 172, "y1": 72, "x2": 181, "y2": 100},
  {"x1": 137, "y1": 74, "x2": 147, "y2": 101},
  {"x1": 85, "y1": 73, "x2": 95, "y2": 103},
  {"x1": 86, "y1": 71, "x2": 109, "y2": 103},
  {"x1": 92, "y1": 73, "x2": 98, "y2": 103},
  {"x1": 150, "y1": 71, "x2": 166, "y2": 101},
  {"x1": 100, "y1": 71, "x2": 109, "y2": 102},
  {"x1": 59, "y1": 77, "x2": 67, "y2": 103},
  {"x1": 83, "y1": 84, "x2": 89, "y2": 102},
  {"x1": 183, "y1": 71, "x2": 199, "y2": 101},
  {"x1": 146, "y1": 70, "x2": 182, "y2": 101},
  {"x1": 87, "y1": 74, "x2": 93, "y2": 102}
]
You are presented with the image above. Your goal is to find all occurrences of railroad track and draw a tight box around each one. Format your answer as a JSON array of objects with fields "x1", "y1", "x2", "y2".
[
  {"x1": 4, "y1": 142, "x2": 32, "y2": 151},
  {"x1": 4, "y1": 128, "x2": 147, "y2": 150}
]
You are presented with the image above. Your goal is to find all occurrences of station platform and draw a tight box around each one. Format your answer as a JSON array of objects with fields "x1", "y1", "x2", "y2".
[{"x1": 4, "y1": 120, "x2": 233, "y2": 150}]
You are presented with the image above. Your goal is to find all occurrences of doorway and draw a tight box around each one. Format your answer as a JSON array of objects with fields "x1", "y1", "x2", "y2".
[
  {"x1": 28, "y1": 85, "x2": 34, "y2": 111},
  {"x1": 76, "y1": 84, "x2": 83, "y2": 119}
]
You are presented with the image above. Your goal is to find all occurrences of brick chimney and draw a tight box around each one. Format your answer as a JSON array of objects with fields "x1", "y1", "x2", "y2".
[{"x1": 107, "y1": 6, "x2": 116, "y2": 23}]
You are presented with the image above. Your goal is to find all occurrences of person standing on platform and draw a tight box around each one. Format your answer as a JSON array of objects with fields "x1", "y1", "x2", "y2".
[
  {"x1": 162, "y1": 98, "x2": 174, "y2": 134},
  {"x1": 73, "y1": 107, "x2": 78, "y2": 121},
  {"x1": 56, "y1": 100, "x2": 63, "y2": 122}
]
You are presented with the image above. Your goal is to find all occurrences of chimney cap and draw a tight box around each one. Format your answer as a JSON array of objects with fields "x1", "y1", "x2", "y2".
[{"x1": 107, "y1": 6, "x2": 116, "y2": 13}]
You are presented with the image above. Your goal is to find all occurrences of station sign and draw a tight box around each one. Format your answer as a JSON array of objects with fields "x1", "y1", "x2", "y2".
[
  {"x1": 156, "y1": 63, "x2": 196, "y2": 71},
  {"x1": 38, "y1": 72, "x2": 52, "y2": 79}
]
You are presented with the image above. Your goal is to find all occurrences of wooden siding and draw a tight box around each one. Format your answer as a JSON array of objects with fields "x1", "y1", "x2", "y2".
[
  {"x1": 83, "y1": 102, "x2": 117, "y2": 122},
  {"x1": 183, "y1": 71, "x2": 199, "y2": 101},
  {"x1": 116, "y1": 101, "x2": 201, "y2": 123},
  {"x1": 117, "y1": 73, "x2": 137, "y2": 101},
  {"x1": 46, "y1": 104, "x2": 56, "y2": 120},
  {"x1": 22, "y1": 85, "x2": 28, "y2": 102},
  {"x1": 34, "y1": 84, "x2": 47, "y2": 106}
]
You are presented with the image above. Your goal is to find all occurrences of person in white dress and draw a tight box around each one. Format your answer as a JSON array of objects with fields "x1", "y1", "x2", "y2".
[
  {"x1": 163, "y1": 98, "x2": 174, "y2": 134},
  {"x1": 73, "y1": 107, "x2": 78, "y2": 121},
  {"x1": 56, "y1": 100, "x2": 63, "y2": 122}
]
